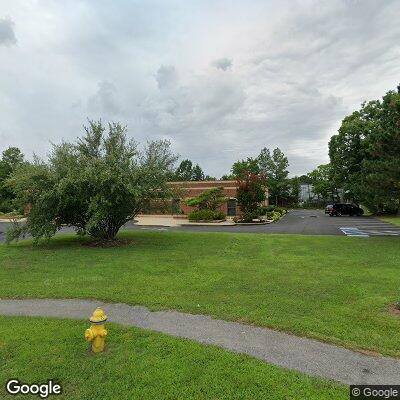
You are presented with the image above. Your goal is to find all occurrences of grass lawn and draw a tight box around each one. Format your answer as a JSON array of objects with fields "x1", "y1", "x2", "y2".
[
  {"x1": 1, "y1": 232, "x2": 400, "y2": 357},
  {"x1": 379, "y1": 215, "x2": 400, "y2": 226},
  {"x1": 0, "y1": 316, "x2": 346, "y2": 400}
]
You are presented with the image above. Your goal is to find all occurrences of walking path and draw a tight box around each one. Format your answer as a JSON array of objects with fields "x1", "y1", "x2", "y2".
[{"x1": 1, "y1": 298, "x2": 399, "y2": 385}]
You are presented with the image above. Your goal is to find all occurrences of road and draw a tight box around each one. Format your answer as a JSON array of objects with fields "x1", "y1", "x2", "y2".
[{"x1": 1, "y1": 210, "x2": 399, "y2": 241}]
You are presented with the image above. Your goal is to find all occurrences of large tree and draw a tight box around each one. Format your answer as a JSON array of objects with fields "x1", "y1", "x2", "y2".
[
  {"x1": 191, "y1": 164, "x2": 205, "y2": 181},
  {"x1": 231, "y1": 157, "x2": 260, "y2": 178},
  {"x1": 258, "y1": 147, "x2": 289, "y2": 205},
  {"x1": 307, "y1": 164, "x2": 340, "y2": 202},
  {"x1": 172, "y1": 159, "x2": 209, "y2": 181},
  {"x1": 0, "y1": 147, "x2": 24, "y2": 212},
  {"x1": 329, "y1": 84, "x2": 400, "y2": 213},
  {"x1": 363, "y1": 88, "x2": 400, "y2": 213},
  {"x1": 328, "y1": 110, "x2": 369, "y2": 205},
  {"x1": 7, "y1": 120, "x2": 177, "y2": 242},
  {"x1": 173, "y1": 159, "x2": 194, "y2": 181},
  {"x1": 287, "y1": 176, "x2": 301, "y2": 205}
]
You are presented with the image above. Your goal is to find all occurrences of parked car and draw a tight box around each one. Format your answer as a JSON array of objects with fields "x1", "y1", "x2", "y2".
[{"x1": 325, "y1": 203, "x2": 364, "y2": 216}]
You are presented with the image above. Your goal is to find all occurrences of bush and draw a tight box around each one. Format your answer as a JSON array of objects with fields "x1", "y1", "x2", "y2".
[
  {"x1": 237, "y1": 211, "x2": 260, "y2": 223},
  {"x1": 259, "y1": 205, "x2": 287, "y2": 215},
  {"x1": 274, "y1": 207, "x2": 287, "y2": 215},
  {"x1": 265, "y1": 211, "x2": 282, "y2": 221},
  {"x1": 264, "y1": 205, "x2": 276, "y2": 213},
  {"x1": 188, "y1": 209, "x2": 225, "y2": 221}
]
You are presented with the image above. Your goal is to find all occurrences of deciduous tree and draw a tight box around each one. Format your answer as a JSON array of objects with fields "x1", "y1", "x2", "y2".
[
  {"x1": 7, "y1": 120, "x2": 177, "y2": 242},
  {"x1": 0, "y1": 147, "x2": 24, "y2": 212},
  {"x1": 258, "y1": 147, "x2": 289, "y2": 205}
]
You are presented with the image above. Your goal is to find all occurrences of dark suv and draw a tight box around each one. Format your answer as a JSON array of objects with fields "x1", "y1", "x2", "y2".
[{"x1": 325, "y1": 203, "x2": 364, "y2": 216}]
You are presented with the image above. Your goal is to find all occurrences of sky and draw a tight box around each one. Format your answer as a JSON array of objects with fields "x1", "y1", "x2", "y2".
[{"x1": 1, "y1": 0, "x2": 399, "y2": 178}]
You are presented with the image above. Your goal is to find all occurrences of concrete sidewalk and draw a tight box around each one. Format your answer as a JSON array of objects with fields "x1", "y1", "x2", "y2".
[
  {"x1": 135, "y1": 215, "x2": 235, "y2": 227},
  {"x1": 1, "y1": 298, "x2": 399, "y2": 385}
]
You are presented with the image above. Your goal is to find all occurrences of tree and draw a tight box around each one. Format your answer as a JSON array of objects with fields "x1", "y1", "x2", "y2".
[
  {"x1": 329, "y1": 84, "x2": 400, "y2": 213},
  {"x1": 363, "y1": 87, "x2": 400, "y2": 213},
  {"x1": 221, "y1": 174, "x2": 235, "y2": 180},
  {"x1": 287, "y1": 176, "x2": 301, "y2": 205},
  {"x1": 186, "y1": 187, "x2": 226, "y2": 210},
  {"x1": 258, "y1": 147, "x2": 289, "y2": 205},
  {"x1": 298, "y1": 174, "x2": 312, "y2": 184},
  {"x1": 231, "y1": 157, "x2": 260, "y2": 178},
  {"x1": 172, "y1": 159, "x2": 208, "y2": 181},
  {"x1": 328, "y1": 110, "x2": 368, "y2": 205},
  {"x1": 191, "y1": 164, "x2": 205, "y2": 181},
  {"x1": 7, "y1": 120, "x2": 177, "y2": 242},
  {"x1": 0, "y1": 147, "x2": 24, "y2": 212},
  {"x1": 307, "y1": 164, "x2": 339, "y2": 202},
  {"x1": 236, "y1": 172, "x2": 267, "y2": 218},
  {"x1": 173, "y1": 159, "x2": 194, "y2": 181}
]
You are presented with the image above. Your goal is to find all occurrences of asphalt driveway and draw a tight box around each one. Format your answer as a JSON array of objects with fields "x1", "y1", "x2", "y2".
[{"x1": 1, "y1": 210, "x2": 399, "y2": 241}]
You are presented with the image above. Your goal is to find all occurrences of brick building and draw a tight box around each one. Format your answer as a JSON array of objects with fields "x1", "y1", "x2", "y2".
[{"x1": 168, "y1": 180, "x2": 268, "y2": 216}]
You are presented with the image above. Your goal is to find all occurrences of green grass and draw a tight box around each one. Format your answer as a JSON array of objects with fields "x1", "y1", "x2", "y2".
[
  {"x1": 1, "y1": 232, "x2": 400, "y2": 356},
  {"x1": 0, "y1": 316, "x2": 346, "y2": 399},
  {"x1": 379, "y1": 215, "x2": 400, "y2": 226}
]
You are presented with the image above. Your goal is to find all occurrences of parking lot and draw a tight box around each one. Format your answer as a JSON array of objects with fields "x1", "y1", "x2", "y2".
[
  {"x1": 1, "y1": 210, "x2": 399, "y2": 240},
  {"x1": 329, "y1": 215, "x2": 400, "y2": 237}
]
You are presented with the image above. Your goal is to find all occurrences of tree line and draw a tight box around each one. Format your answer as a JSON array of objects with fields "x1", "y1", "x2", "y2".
[
  {"x1": 171, "y1": 148, "x2": 298, "y2": 206},
  {"x1": 0, "y1": 124, "x2": 297, "y2": 242},
  {"x1": 307, "y1": 84, "x2": 400, "y2": 214},
  {"x1": 1, "y1": 83, "x2": 398, "y2": 241}
]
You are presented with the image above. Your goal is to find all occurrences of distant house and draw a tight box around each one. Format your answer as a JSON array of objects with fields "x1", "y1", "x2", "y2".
[
  {"x1": 299, "y1": 184, "x2": 317, "y2": 202},
  {"x1": 299, "y1": 184, "x2": 344, "y2": 203}
]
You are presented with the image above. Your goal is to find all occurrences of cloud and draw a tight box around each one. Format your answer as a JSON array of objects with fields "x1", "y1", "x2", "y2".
[
  {"x1": 87, "y1": 81, "x2": 122, "y2": 116},
  {"x1": 0, "y1": 0, "x2": 399, "y2": 177},
  {"x1": 156, "y1": 65, "x2": 178, "y2": 90},
  {"x1": 0, "y1": 17, "x2": 17, "y2": 46},
  {"x1": 211, "y1": 57, "x2": 232, "y2": 71}
]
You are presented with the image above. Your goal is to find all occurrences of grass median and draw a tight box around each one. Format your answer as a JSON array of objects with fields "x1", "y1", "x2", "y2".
[
  {"x1": 379, "y1": 215, "x2": 400, "y2": 226},
  {"x1": 1, "y1": 231, "x2": 400, "y2": 356}
]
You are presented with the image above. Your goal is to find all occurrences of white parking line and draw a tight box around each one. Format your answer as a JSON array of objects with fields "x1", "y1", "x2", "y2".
[
  {"x1": 339, "y1": 227, "x2": 369, "y2": 237},
  {"x1": 363, "y1": 230, "x2": 400, "y2": 236}
]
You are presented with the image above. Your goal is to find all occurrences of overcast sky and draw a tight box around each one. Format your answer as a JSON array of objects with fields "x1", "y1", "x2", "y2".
[{"x1": 1, "y1": 0, "x2": 399, "y2": 177}]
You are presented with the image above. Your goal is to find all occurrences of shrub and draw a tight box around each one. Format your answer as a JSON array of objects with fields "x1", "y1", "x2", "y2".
[
  {"x1": 274, "y1": 207, "x2": 287, "y2": 215},
  {"x1": 188, "y1": 209, "x2": 225, "y2": 221},
  {"x1": 240, "y1": 211, "x2": 260, "y2": 222},
  {"x1": 272, "y1": 211, "x2": 282, "y2": 221},
  {"x1": 265, "y1": 211, "x2": 282, "y2": 221},
  {"x1": 259, "y1": 205, "x2": 284, "y2": 215}
]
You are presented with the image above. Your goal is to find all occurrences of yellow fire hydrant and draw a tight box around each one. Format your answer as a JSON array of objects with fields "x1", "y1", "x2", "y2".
[{"x1": 85, "y1": 308, "x2": 108, "y2": 353}]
